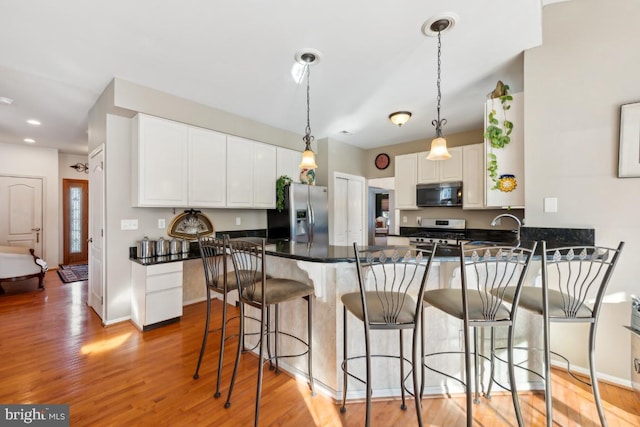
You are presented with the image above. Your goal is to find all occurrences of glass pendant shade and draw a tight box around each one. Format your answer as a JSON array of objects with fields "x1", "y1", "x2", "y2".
[
  {"x1": 299, "y1": 149, "x2": 318, "y2": 169},
  {"x1": 426, "y1": 136, "x2": 451, "y2": 160}
]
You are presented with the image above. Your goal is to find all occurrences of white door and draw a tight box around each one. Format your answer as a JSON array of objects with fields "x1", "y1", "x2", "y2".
[
  {"x1": 88, "y1": 146, "x2": 105, "y2": 320},
  {"x1": 333, "y1": 177, "x2": 348, "y2": 246},
  {"x1": 0, "y1": 176, "x2": 43, "y2": 255}
]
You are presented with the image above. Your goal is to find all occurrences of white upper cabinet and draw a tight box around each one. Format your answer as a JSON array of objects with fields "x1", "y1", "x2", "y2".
[
  {"x1": 132, "y1": 114, "x2": 189, "y2": 207},
  {"x1": 417, "y1": 146, "x2": 463, "y2": 184},
  {"x1": 394, "y1": 153, "x2": 418, "y2": 210},
  {"x1": 484, "y1": 92, "x2": 524, "y2": 208},
  {"x1": 188, "y1": 127, "x2": 227, "y2": 208},
  {"x1": 276, "y1": 147, "x2": 303, "y2": 182},
  {"x1": 226, "y1": 136, "x2": 276, "y2": 208},
  {"x1": 252, "y1": 142, "x2": 277, "y2": 208},
  {"x1": 462, "y1": 143, "x2": 485, "y2": 209}
]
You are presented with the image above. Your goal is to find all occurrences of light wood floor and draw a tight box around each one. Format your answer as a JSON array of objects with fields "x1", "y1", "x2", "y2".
[{"x1": 1, "y1": 273, "x2": 639, "y2": 426}]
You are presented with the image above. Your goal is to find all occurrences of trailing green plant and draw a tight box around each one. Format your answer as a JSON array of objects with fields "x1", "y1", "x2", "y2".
[
  {"x1": 484, "y1": 82, "x2": 513, "y2": 189},
  {"x1": 276, "y1": 175, "x2": 293, "y2": 212}
]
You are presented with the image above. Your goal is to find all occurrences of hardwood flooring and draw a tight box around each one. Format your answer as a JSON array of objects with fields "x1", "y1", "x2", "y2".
[{"x1": 1, "y1": 273, "x2": 639, "y2": 426}]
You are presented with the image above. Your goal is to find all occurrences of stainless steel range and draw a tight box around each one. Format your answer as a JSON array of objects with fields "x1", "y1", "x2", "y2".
[{"x1": 408, "y1": 218, "x2": 467, "y2": 247}]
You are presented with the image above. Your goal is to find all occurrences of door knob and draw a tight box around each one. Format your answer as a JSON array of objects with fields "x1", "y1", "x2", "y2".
[
  {"x1": 87, "y1": 237, "x2": 93, "y2": 243},
  {"x1": 32, "y1": 227, "x2": 41, "y2": 232}
]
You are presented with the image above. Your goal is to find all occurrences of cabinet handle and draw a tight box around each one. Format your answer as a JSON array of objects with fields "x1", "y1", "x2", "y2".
[{"x1": 634, "y1": 358, "x2": 640, "y2": 374}]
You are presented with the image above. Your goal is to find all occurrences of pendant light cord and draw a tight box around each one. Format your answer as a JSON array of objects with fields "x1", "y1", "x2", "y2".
[{"x1": 432, "y1": 29, "x2": 447, "y2": 137}]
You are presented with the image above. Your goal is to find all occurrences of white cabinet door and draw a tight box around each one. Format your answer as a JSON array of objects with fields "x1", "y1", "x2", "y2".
[
  {"x1": 276, "y1": 147, "x2": 302, "y2": 183},
  {"x1": 417, "y1": 151, "x2": 438, "y2": 183},
  {"x1": 226, "y1": 136, "x2": 253, "y2": 208},
  {"x1": 462, "y1": 143, "x2": 485, "y2": 209},
  {"x1": 485, "y1": 92, "x2": 524, "y2": 208},
  {"x1": 417, "y1": 147, "x2": 463, "y2": 183},
  {"x1": 132, "y1": 114, "x2": 189, "y2": 207},
  {"x1": 439, "y1": 147, "x2": 463, "y2": 182},
  {"x1": 188, "y1": 127, "x2": 227, "y2": 207},
  {"x1": 252, "y1": 142, "x2": 277, "y2": 208},
  {"x1": 332, "y1": 174, "x2": 365, "y2": 246},
  {"x1": 226, "y1": 136, "x2": 277, "y2": 208},
  {"x1": 395, "y1": 153, "x2": 418, "y2": 209}
]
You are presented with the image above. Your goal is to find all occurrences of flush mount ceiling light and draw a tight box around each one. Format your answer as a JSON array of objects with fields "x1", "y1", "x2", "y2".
[
  {"x1": 388, "y1": 111, "x2": 412, "y2": 127},
  {"x1": 291, "y1": 48, "x2": 322, "y2": 84},
  {"x1": 298, "y1": 51, "x2": 319, "y2": 170},
  {"x1": 424, "y1": 16, "x2": 456, "y2": 161},
  {"x1": 26, "y1": 119, "x2": 41, "y2": 126},
  {"x1": 23, "y1": 138, "x2": 35, "y2": 144},
  {"x1": 0, "y1": 96, "x2": 14, "y2": 105}
]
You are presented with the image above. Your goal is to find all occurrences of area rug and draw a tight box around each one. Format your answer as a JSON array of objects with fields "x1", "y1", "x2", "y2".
[{"x1": 57, "y1": 264, "x2": 88, "y2": 283}]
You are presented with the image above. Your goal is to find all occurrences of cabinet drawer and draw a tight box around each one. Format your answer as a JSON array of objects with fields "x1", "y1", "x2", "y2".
[
  {"x1": 146, "y1": 262, "x2": 183, "y2": 276},
  {"x1": 147, "y1": 271, "x2": 182, "y2": 293},
  {"x1": 146, "y1": 287, "x2": 183, "y2": 325}
]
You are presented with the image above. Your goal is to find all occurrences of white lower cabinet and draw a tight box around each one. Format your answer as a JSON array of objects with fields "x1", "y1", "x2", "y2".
[{"x1": 131, "y1": 261, "x2": 183, "y2": 330}]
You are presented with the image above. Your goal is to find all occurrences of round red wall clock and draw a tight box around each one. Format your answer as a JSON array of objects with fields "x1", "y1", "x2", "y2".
[{"x1": 375, "y1": 153, "x2": 390, "y2": 170}]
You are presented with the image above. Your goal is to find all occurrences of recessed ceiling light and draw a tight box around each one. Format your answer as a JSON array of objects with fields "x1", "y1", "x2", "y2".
[
  {"x1": 0, "y1": 96, "x2": 14, "y2": 105},
  {"x1": 27, "y1": 119, "x2": 41, "y2": 126},
  {"x1": 24, "y1": 138, "x2": 35, "y2": 144}
]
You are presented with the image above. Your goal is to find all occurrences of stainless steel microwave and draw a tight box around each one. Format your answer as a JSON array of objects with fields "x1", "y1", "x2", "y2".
[{"x1": 416, "y1": 182, "x2": 462, "y2": 207}]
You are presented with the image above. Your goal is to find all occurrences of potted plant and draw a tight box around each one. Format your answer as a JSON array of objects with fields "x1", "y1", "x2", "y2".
[
  {"x1": 484, "y1": 81, "x2": 516, "y2": 191},
  {"x1": 276, "y1": 175, "x2": 293, "y2": 212}
]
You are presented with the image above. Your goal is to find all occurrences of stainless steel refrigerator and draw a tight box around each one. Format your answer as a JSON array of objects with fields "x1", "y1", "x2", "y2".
[{"x1": 267, "y1": 183, "x2": 328, "y2": 244}]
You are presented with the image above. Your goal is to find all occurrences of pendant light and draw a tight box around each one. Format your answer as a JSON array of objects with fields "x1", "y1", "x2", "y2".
[
  {"x1": 426, "y1": 19, "x2": 452, "y2": 161},
  {"x1": 298, "y1": 52, "x2": 318, "y2": 170}
]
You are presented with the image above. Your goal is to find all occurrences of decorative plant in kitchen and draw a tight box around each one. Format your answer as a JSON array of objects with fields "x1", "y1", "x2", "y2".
[
  {"x1": 485, "y1": 80, "x2": 517, "y2": 192},
  {"x1": 276, "y1": 175, "x2": 293, "y2": 212}
]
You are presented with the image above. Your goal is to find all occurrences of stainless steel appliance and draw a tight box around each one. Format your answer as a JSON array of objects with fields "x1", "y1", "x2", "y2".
[
  {"x1": 416, "y1": 182, "x2": 462, "y2": 207},
  {"x1": 408, "y1": 218, "x2": 467, "y2": 248},
  {"x1": 267, "y1": 183, "x2": 329, "y2": 244}
]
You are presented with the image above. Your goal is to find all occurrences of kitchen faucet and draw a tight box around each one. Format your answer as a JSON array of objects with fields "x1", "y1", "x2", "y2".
[{"x1": 490, "y1": 213, "x2": 522, "y2": 242}]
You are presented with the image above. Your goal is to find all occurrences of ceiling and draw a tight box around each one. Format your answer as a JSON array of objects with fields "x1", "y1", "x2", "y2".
[{"x1": 0, "y1": 0, "x2": 550, "y2": 155}]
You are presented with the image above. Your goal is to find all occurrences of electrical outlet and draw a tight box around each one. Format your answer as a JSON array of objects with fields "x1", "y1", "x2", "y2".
[
  {"x1": 544, "y1": 197, "x2": 558, "y2": 213},
  {"x1": 235, "y1": 217, "x2": 241, "y2": 226},
  {"x1": 158, "y1": 218, "x2": 166, "y2": 229},
  {"x1": 402, "y1": 216, "x2": 407, "y2": 223}
]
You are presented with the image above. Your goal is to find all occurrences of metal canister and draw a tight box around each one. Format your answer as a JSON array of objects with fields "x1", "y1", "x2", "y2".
[
  {"x1": 169, "y1": 238, "x2": 182, "y2": 255},
  {"x1": 181, "y1": 239, "x2": 191, "y2": 254},
  {"x1": 136, "y1": 237, "x2": 156, "y2": 259},
  {"x1": 156, "y1": 237, "x2": 170, "y2": 257}
]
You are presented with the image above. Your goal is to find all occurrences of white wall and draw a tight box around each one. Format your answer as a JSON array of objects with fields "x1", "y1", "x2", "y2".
[
  {"x1": 524, "y1": 0, "x2": 640, "y2": 383},
  {"x1": 0, "y1": 142, "x2": 59, "y2": 266}
]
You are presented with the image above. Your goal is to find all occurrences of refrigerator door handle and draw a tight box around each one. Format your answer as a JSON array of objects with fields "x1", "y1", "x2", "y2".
[{"x1": 308, "y1": 202, "x2": 314, "y2": 242}]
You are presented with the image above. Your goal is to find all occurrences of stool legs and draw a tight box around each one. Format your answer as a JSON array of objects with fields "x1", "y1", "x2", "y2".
[{"x1": 193, "y1": 288, "x2": 211, "y2": 380}]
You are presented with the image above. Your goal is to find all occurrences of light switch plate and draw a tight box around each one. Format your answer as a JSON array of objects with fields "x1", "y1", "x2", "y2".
[
  {"x1": 235, "y1": 217, "x2": 241, "y2": 225},
  {"x1": 121, "y1": 219, "x2": 138, "y2": 230},
  {"x1": 158, "y1": 218, "x2": 166, "y2": 229}
]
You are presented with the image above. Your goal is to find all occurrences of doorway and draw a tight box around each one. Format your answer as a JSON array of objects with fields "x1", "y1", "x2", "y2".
[
  {"x1": 0, "y1": 175, "x2": 44, "y2": 255},
  {"x1": 62, "y1": 179, "x2": 88, "y2": 265}
]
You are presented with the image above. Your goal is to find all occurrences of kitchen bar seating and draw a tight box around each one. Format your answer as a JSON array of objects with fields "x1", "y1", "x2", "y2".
[
  {"x1": 340, "y1": 243, "x2": 437, "y2": 427},
  {"x1": 193, "y1": 235, "x2": 239, "y2": 398},
  {"x1": 224, "y1": 238, "x2": 315, "y2": 427},
  {"x1": 422, "y1": 242, "x2": 536, "y2": 427},
  {"x1": 501, "y1": 241, "x2": 624, "y2": 427}
]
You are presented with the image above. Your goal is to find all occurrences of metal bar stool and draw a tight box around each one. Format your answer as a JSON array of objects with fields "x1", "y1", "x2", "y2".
[
  {"x1": 340, "y1": 243, "x2": 437, "y2": 427},
  {"x1": 501, "y1": 241, "x2": 624, "y2": 427},
  {"x1": 193, "y1": 235, "x2": 240, "y2": 399},
  {"x1": 422, "y1": 242, "x2": 537, "y2": 427},
  {"x1": 224, "y1": 238, "x2": 314, "y2": 427}
]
